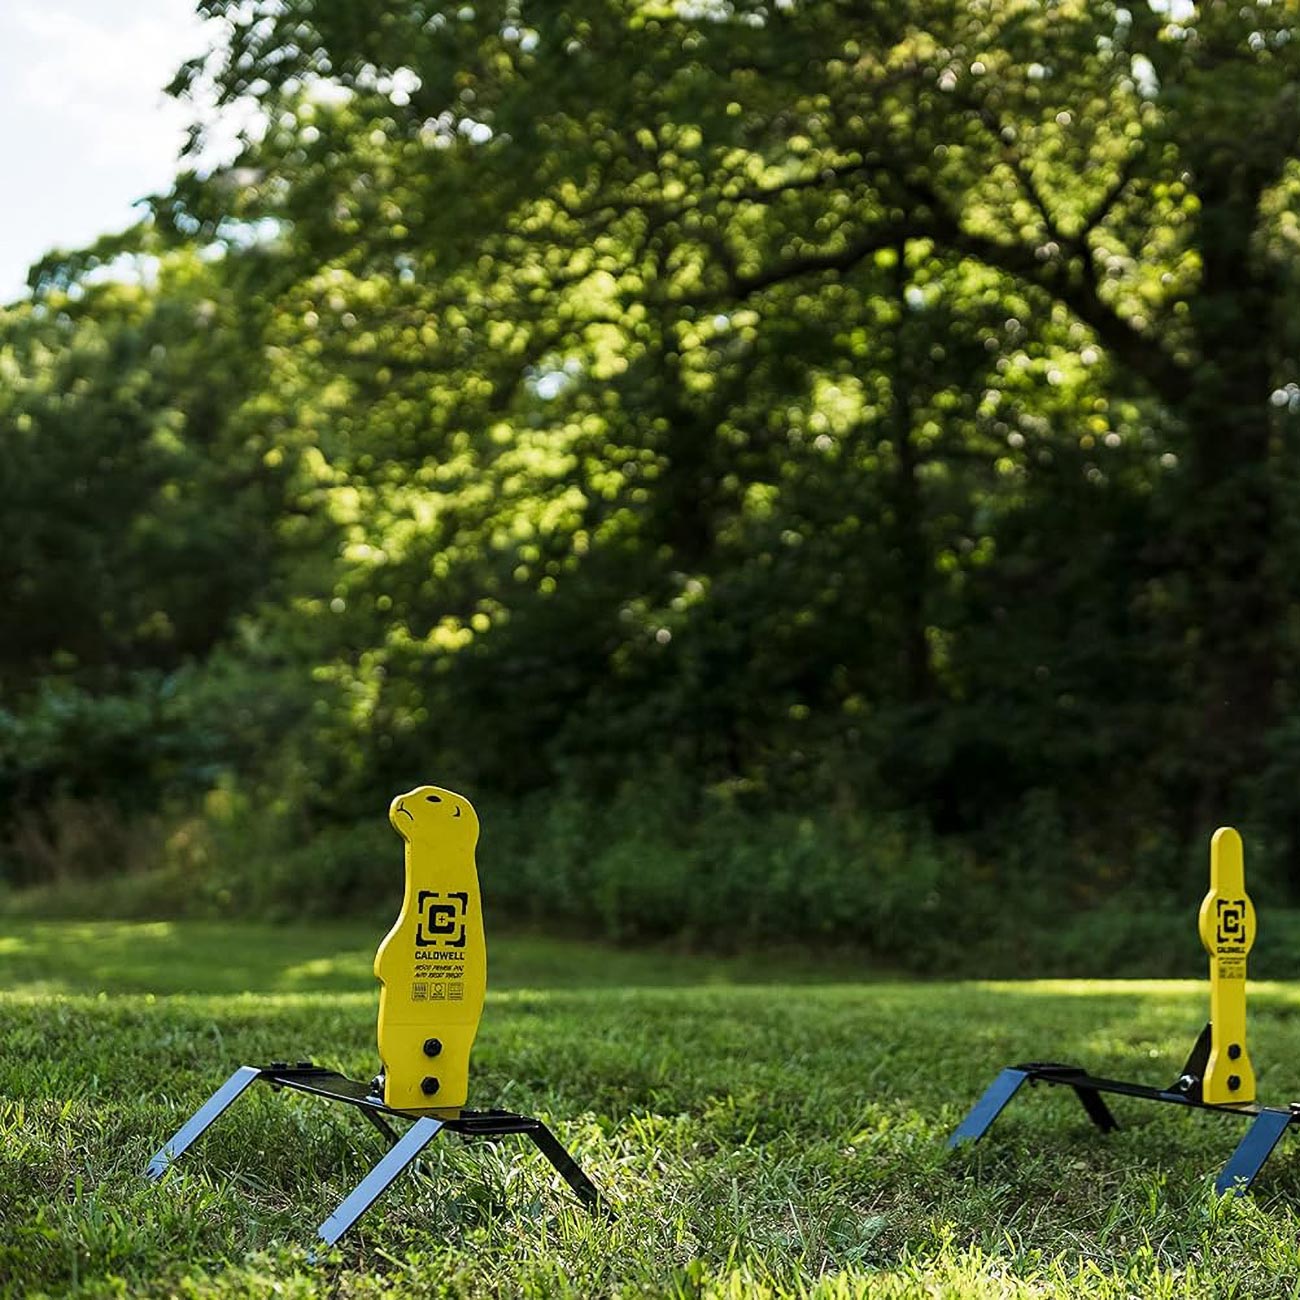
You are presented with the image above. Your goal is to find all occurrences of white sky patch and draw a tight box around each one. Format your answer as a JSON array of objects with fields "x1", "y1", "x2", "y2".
[
  {"x1": 1131, "y1": 53, "x2": 1161, "y2": 99},
  {"x1": 304, "y1": 76, "x2": 356, "y2": 109},
  {"x1": 534, "y1": 371, "x2": 567, "y2": 400},
  {"x1": 13, "y1": 4, "x2": 192, "y2": 166},
  {"x1": 1149, "y1": 0, "x2": 1196, "y2": 19},
  {"x1": 458, "y1": 118, "x2": 494, "y2": 145},
  {"x1": 0, "y1": 0, "x2": 251, "y2": 301}
]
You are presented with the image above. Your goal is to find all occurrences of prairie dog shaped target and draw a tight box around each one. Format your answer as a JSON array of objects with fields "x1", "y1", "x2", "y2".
[
  {"x1": 1197, "y1": 826, "x2": 1256, "y2": 1104},
  {"x1": 374, "y1": 784, "x2": 486, "y2": 1108}
]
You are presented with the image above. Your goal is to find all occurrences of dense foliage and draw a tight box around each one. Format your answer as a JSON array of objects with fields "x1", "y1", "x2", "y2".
[{"x1": 7, "y1": 1, "x2": 1300, "y2": 932}]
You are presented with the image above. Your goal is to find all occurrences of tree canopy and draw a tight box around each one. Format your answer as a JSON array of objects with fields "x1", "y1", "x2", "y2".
[{"x1": 6, "y1": 0, "x2": 1300, "y2": 901}]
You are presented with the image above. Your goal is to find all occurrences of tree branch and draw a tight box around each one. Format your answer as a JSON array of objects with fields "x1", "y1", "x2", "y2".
[
  {"x1": 732, "y1": 157, "x2": 875, "y2": 206},
  {"x1": 1079, "y1": 148, "x2": 1141, "y2": 239},
  {"x1": 927, "y1": 207, "x2": 1188, "y2": 407},
  {"x1": 723, "y1": 224, "x2": 907, "y2": 300},
  {"x1": 973, "y1": 107, "x2": 1063, "y2": 244}
]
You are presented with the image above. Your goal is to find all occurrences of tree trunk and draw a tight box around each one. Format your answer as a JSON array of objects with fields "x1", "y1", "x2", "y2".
[
  {"x1": 890, "y1": 242, "x2": 935, "y2": 706},
  {"x1": 1176, "y1": 182, "x2": 1278, "y2": 829}
]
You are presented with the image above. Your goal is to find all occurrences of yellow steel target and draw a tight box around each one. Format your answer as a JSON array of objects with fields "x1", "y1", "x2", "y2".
[
  {"x1": 1197, "y1": 826, "x2": 1255, "y2": 1105},
  {"x1": 374, "y1": 784, "x2": 486, "y2": 1109}
]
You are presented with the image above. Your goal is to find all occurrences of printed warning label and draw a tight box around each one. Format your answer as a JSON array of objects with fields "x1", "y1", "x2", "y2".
[{"x1": 408, "y1": 889, "x2": 473, "y2": 1001}]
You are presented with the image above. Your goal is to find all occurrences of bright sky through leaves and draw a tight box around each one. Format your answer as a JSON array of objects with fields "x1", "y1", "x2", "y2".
[{"x1": 0, "y1": 0, "x2": 209, "y2": 302}]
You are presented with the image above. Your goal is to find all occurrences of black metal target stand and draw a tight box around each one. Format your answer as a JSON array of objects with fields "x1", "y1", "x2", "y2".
[
  {"x1": 952, "y1": 828, "x2": 1300, "y2": 1195},
  {"x1": 146, "y1": 784, "x2": 608, "y2": 1248},
  {"x1": 950, "y1": 1029, "x2": 1300, "y2": 1195},
  {"x1": 147, "y1": 1062, "x2": 606, "y2": 1247}
]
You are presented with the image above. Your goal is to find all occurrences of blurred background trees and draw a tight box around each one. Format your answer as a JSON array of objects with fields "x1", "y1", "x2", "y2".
[{"x1": 6, "y1": 0, "x2": 1300, "y2": 958}]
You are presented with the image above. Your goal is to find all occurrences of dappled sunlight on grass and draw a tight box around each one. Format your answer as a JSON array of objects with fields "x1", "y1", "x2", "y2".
[
  {"x1": 975, "y1": 979, "x2": 1205, "y2": 999},
  {"x1": 7, "y1": 923, "x2": 1300, "y2": 1294},
  {"x1": 0, "y1": 918, "x2": 887, "y2": 997},
  {"x1": 278, "y1": 954, "x2": 374, "y2": 986},
  {"x1": 0, "y1": 920, "x2": 375, "y2": 996},
  {"x1": 950, "y1": 980, "x2": 1300, "y2": 1098}
]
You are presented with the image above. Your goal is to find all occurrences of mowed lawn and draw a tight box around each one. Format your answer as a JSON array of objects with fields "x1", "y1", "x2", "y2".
[{"x1": 5, "y1": 924, "x2": 1300, "y2": 1297}]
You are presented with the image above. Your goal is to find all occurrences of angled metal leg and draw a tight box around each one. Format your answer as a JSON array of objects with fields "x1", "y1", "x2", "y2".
[
  {"x1": 950, "y1": 1068, "x2": 1030, "y2": 1147},
  {"x1": 316, "y1": 1115, "x2": 444, "y2": 1246},
  {"x1": 146, "y1": 1065, "x2": 264, "y2": 1180},
  {"x1": 1217, "y1": 1109, "x2": 1293, "y2": 1196},
  {"x1": 527, "y1": 1121, "x2": 608, "y2": 1214},
  {"x1": 1072, "y1": 1085, "x2": 1120, "y2": 1133},
  {"x1": 359, "y1": 1109, "x2": 400, "y2": 1147}
]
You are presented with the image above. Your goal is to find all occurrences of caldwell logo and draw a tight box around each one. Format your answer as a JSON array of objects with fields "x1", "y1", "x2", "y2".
[
  {"x1": 1215, "y1": 897, "x2": 1248, "y2": 946},
  {"x1": 416, "y1": 890, "x2": 469, "y2": 948}
]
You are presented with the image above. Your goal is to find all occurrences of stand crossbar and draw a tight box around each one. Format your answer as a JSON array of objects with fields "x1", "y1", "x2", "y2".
[
  {"x1": 148, "y1": 1062, "x2": 607, "y2": 1245},
  {"x1": 950, "y1": 1060, "x2": 1300, "y2": 1193}
]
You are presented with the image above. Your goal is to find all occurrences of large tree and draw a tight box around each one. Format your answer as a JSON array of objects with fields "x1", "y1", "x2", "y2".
[{"x1": 144, "y1": 0, "x2": 1300, "y2": 840}]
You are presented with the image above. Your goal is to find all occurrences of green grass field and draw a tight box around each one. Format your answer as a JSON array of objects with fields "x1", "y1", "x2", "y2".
[{"x1": 5, "y1": 922, "x2": 1300, "y2": 1298}]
